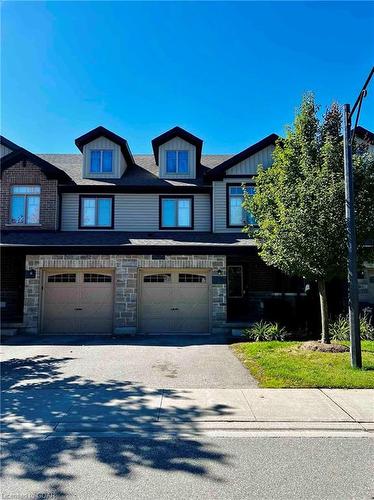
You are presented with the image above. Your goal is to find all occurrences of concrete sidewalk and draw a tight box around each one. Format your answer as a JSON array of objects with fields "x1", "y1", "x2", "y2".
[{"x1": 2, "y1": 387, "x2": 373, "y2": 438}]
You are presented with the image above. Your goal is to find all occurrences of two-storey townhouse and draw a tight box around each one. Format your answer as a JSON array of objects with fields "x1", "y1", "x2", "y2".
[{"x1": 1, "y1": 125, "x2": 373, "y2": 336}]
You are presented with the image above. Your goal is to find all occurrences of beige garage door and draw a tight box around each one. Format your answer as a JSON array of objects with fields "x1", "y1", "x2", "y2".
[
  {"x1": 42, "y1": 270, "x2": 114, "y2": 334},
  {"x1": 139, "y1": 270, "x2": 210, "y2": 334}
]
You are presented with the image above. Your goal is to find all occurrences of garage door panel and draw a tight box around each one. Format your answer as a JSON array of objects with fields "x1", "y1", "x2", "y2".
[
  {"x1": 174, "y1": 317, "x2": 209, "y2": 333},
  {"x1": 141, "y1": 288, "x2": 173, "y2": 318},
  {"x1": 140, "y1": 270, "x2": 210, "y2": 334},
  {"x1": 45, "y1": 318, "x2": 78, "y2": 334},
  {"x1": 177, "y1": 302, "x2": 209, "y2": 318},
  {"x1": 177, "y1": 287, "x2": 208, "y2": 302},
  {"x1": 141, "y1": 287, "x2": 171, "y2": 304},
  {"x1": 81, "y1": 304, "x2": 113, "y2": 319},
  {"x1": 80, "y1": 319, "x2": 113, "y2": 334},
  {"x1": 141, "y1": 305, "x2": 172, "y2": 318},
  {"x1": 43, "y1": 270, "x2": 114, "y2": 334},
  {"x1": 140, "y1": 318, "x2": 173, "y2": 334},
  {"x1": 44, "y1": 286, "x2": 80, "y2": 304},
  {"x1": 81, "y1": 286, "x2": 113, "y2": 303},
  {"x1": 44, "y1": 304, "x2": 78, "y2": 320}
]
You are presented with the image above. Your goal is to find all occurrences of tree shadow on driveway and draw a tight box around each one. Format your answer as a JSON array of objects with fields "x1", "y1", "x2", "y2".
[{"x1": 1, "y1": 355, "x2": 233, "y2": 497}]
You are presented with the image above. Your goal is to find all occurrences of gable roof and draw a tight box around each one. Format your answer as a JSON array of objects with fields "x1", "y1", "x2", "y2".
[
  {"x1": 152, "y1": 126, "x2": 203, "y2": 165},
  {"x1": 355, "y1": 126, "x2": 374, "y2": 145},
  {"x1": 206, "y1": 133, "x2": 279, "y2": 180},
  {"x1": 1, "y1": 149, "x2": 72, "y2": 183},
  {"x1": 75, "y1": 126, "x2": 134, "y2": 165},
  {"x1": 0, "y1": 135, "x2": 24, "y2": 154}
]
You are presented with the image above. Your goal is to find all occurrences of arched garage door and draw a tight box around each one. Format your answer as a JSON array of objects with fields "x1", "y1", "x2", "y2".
[
  {"x1": 42, "y1": 270, "x2": 114, "y2": 334},
  {"x1": 139, "y1": 270, "x2": 210, "y2": 334}
]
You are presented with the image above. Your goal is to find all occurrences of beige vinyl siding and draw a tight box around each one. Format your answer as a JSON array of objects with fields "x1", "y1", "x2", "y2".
[
  {"x1": 212, "y1": 178, "x2": 250, "y2": 233},
  {"x1": 225, "y1": 145, "x2": 274, "y2": 175},
  {"x1": 0, "y1": 144, "x2": 12, "y2": 158},
  {"x1": 159, "y1": 137, "x2": 196, "y2": 179},
  {"x1": 61, "y1": 193, "x2": 211, "y2": 231},
  {"x1": 83, "y1": 136, "x2": 127, "y2": 179},
  {"x1": 60, "y1": 193, "x2": 78, "y2": 230}
]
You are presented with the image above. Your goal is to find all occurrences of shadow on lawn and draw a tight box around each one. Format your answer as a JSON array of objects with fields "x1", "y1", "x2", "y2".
[{"x1": 1, "y1": 355, "x2": 231, "y2": 497}]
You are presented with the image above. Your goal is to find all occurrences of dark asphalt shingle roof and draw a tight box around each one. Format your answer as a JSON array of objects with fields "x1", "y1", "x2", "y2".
[
  {"x1": 37, "y1": 154, "x2": 232, "y2": 187},
  {"x1": 1, "y1": 231, "x2": 256, "y2": 248}
]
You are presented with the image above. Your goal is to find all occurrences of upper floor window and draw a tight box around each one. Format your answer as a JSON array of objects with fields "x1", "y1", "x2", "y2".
[
  {"x1": 228, "y1": 185, "x2": 255, "y2": 227},
  {"x1": 160, "y1": 197, "x2": 193, "y2": 229},
  {"x1": 166, "y1": 150, "x2": 189, "y2": 174},
  {"x1": 80, "y1": 196, "x2": 113, "y2": 229},
  {"x1": 90, "y1": 150, "x2": 113, "y2": 173},
  {"x1": 10, "y1": 185, "x2": 41, "y2": 225}
]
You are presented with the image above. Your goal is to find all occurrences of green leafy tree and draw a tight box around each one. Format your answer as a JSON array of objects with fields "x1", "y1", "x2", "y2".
[{"x1": 243, "y1": 93, "x2": 374, "y2": 343}]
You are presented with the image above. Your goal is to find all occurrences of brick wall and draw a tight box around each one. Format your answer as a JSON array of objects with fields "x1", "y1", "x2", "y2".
[{"x1": 0, "y1": 161, "x2": 58, "y2": 230}]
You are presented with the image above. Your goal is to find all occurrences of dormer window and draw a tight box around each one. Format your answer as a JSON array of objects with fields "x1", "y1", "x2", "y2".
[
  {"x1": 90, "y1": 150, "x2": 113, "y2": 173},
  {"x1": 166, "y1": 150, "x2": 189, "y2": 174},
  {"x1": 76, "y1": 127, "x2": 134, "y2": 179}
]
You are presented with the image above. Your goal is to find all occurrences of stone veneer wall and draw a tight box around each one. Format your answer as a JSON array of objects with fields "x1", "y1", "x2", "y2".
[{"x1": 24, "y1": 254, "x2": 227, "y2": 334}]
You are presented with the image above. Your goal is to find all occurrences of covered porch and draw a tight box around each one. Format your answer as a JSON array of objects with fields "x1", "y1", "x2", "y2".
[{"x1": 226, "y1": 254, "x2": 317, "y2": 330}]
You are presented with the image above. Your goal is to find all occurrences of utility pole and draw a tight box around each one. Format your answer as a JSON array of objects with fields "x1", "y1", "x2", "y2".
[
  {"x1": 343, "y1": 103, "x2": 361, "y2": 368},
  {"x1": 343, "y1": 66, "x2": 374, "y2": 369}
]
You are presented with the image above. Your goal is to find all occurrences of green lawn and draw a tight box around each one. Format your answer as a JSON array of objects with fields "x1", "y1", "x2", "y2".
[{"x1": 232, "y1": 341, "x2": 374, "y2": 388}]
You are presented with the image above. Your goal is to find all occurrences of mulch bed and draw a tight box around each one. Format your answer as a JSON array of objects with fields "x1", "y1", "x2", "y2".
[{"x1": 299, "y1": 341, "x2": 349, "y2": 353}]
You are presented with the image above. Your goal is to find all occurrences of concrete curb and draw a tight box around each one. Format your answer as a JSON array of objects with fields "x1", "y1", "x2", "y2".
[{"x1": 2, "y1": 420, "x2": 373, "y2": 439}]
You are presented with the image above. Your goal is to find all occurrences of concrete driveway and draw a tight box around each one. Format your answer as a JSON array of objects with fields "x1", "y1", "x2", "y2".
[{"x1": 1, "y1": 334, "x2": 257, "y2": 389}]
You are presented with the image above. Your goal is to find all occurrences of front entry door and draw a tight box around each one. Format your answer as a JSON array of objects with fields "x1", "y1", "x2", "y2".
[{"x1": 227, "y1": 265, "x2": 246, "y2": 320}]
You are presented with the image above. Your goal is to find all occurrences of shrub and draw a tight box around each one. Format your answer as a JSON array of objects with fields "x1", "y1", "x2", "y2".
[
  {"x1": 243, "y1": 321, "x2": 288, "y2": 342},
  {"x1": 330, "y1": 312, "x2": 374, "y2": 341}
]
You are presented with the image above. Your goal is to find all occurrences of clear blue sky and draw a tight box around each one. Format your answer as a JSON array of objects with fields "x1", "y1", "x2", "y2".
[{"x1": 1, "y1": 1, "x2": 373, "y2": 154}]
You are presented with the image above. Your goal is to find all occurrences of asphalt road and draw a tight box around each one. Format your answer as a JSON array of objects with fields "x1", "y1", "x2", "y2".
[{"x1": 2, "y1": 436, "x2": 373, "y2": 499}]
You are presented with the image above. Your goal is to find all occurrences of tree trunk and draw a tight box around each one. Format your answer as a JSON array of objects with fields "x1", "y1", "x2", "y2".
[{"x1": 318, "y1": 279, "x2": 330, "y2": 344}]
